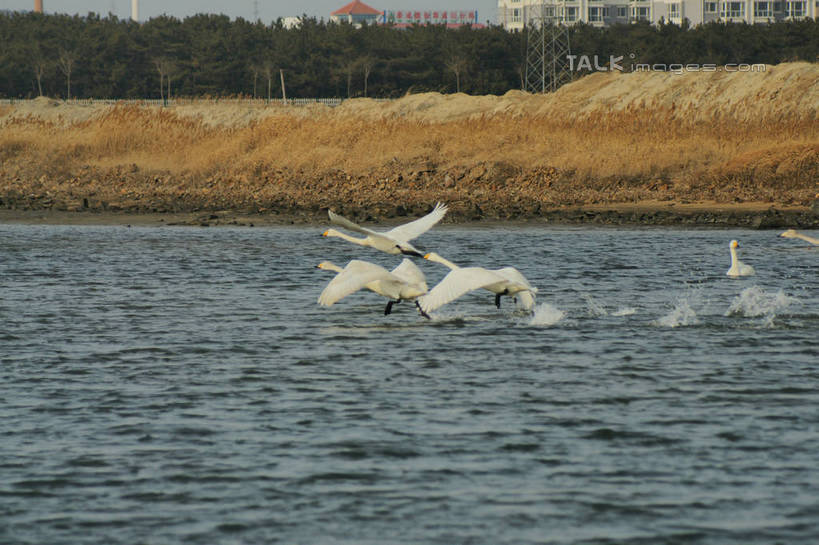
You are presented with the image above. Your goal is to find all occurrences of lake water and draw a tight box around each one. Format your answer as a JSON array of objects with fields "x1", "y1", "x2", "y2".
[{"x1": 1, "y1": 222, "x2": 818, "y2": 544}]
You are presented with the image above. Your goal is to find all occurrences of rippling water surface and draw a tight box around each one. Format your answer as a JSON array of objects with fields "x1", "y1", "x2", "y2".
[{"x1": 1, "y1": 222, "x2": 818, "y2": 544}]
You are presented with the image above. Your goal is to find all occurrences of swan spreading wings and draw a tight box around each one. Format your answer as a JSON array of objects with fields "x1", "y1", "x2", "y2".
[
  {"x1": 780, "y1": 229, "x2": 819, "y2": 246},
  {"x1": 323, "y1": 202, "x2": 448, "y2": 257},
  {"x1": 415, "y1": 252, "x2": 538, "y2": 317},
  {"x1": 726, "y1": 239, "x2": 755, "y2": 277},
  {"x1": 317, "y1": 258, "x2": 428, "y2": 315}
]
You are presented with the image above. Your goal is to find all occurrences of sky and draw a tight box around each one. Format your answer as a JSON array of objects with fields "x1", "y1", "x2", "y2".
[{"x1": 0, "y1": 0, "x2": 500, "y2": 24}]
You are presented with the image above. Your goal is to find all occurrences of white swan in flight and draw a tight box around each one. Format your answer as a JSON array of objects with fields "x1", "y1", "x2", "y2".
[
  {"x1": 323, "y1": 202, "x2": 448, "y2": 257},
  {"x1": 416, "y1": 252, "x2": 538, "y2": 317},
  {"x1": 317, "y1": 258, "x2": 428, "y2": 315},
  {"x1": 779, "y1": 229, "x2": 819, "y2": 246},
  {"x1": 726, "y1": 239, "x2": 755, "y2": 277}
]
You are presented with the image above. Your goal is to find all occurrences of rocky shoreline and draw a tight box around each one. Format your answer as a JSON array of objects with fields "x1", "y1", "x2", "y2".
[
  {"x1": 2, "y1": 160, "x2": 817, "y2": 229},
  {"x1": 2, "y1": 199, "x2": 817, "y2": 229}
]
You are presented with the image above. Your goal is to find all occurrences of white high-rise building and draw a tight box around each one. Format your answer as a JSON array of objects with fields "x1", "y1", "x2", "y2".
[{"x1": 497, "y1": 0, "x2": 817, "y2": 29}]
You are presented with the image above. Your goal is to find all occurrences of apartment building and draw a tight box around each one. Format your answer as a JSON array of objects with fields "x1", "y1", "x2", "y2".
[{"x1": 497, "y1": 0, "x2": 818, "y2": 29}]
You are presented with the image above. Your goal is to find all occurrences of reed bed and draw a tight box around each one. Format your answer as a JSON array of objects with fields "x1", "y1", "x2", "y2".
[{"x1": 2, "y1": 66, "x2": 817, "y2": 218}]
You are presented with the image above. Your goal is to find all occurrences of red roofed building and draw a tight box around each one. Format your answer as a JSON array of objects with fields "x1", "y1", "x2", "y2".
[{"x1": 330, "y1": 0, "x2": 383, "y2": 25}]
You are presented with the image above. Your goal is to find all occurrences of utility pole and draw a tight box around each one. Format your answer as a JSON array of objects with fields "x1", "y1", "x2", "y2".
[{"x1": 524, "y1": 3, "x2": 572, "y2": 93}]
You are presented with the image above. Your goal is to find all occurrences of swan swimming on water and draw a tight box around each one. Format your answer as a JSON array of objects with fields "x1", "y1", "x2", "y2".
[
  {"x1": 726, "y1": 239, "x2": 755, "y2": 277},
  {"x1": 323, "y1": 202, "x2": 448, "y2": 257},
  {"x1": 779, "y1": 229, "x2": 819, "y2": 246},
  {"x1": 416, "y1": 252, "x2": 538, "y2": 317},
  {"x1": 317, "y1": 258, "x2": 428, "y2": 315}
]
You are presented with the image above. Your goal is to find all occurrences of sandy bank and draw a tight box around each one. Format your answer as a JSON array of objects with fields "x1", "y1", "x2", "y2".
[{"x1": 1, "y1": 63, "x2": 817, "y2": 226}]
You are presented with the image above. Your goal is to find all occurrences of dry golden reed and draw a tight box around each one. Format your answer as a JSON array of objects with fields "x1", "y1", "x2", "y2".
[{"x1": 1, "y1": 63, "x2": 818, "y2": 216}]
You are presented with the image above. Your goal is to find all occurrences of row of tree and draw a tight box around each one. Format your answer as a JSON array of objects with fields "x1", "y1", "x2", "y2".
[{"x1": 0, "y1": 11, "x2": 817, "y2": 99}]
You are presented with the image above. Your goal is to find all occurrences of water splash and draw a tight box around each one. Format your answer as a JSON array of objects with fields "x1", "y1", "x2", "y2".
[
  {"x1": 582, "y1": 293, "x2": 608, "y2": 317},
  {"x1": 529, "y1": 303, "x2": 565, "y2": 326},
  {"x1": 612, "y1": 307, "x2": 637, "y2": 317},
  {"x1": 652, "y1": 298, "x2": 699, "y2": 328},
  {"x1": 726, "y1": 286, "x2": 797, "y2": 327}
]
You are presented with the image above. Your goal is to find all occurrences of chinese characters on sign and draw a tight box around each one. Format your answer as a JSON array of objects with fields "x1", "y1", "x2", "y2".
[{"x1": 384, "y1": 9, "x2": 478, "y2": 24}]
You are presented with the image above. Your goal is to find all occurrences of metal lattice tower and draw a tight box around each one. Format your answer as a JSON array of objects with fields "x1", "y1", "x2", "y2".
[{"x1": 524, "y1": 4, "x2": 572, "y2": 94}]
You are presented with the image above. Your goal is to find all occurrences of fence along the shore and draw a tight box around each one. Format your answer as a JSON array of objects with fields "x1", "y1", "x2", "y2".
[{"x1": 0, "y1": 97, "x2": 394, "y2": 106}]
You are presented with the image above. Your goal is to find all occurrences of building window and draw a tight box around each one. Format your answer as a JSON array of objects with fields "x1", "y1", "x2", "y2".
[
  {"x1": 669, "y1": 2, "x2": 681, "y2": 17},
  {"x1": 511, "y1": 7, "x2": 522, "y2": 22},
  {"x1": 617, "y1": 6, "x2": 628, "y2": 16},
  {"x1": 705, "y1": 2, "x2": 718, "y2": 11},
  {"x1": 754, "y1": 1, "x2": 772, "y2": 15},
  {"x1": 787, "y1": 0, "x2": 806, "y2": 15},
  {"x1": 721, "y1": 1, "x2": 745, "y2": 16},
  {"x1": 631, "y1": 6, "x2": 650, "y2": 19},
  {"x1": 564, "y1": 6, "x2": 578, "y2": 21},
  {"x1": 589, "y1": 6, "x2": 603, "y2": 20}
]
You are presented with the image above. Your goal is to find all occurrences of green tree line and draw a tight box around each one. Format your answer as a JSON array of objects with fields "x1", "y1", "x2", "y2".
[{"x1": 0, "y1": 11, "x2": 816, "y2": 99}]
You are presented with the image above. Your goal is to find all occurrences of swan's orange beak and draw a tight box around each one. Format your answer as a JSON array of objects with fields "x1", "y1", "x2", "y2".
[
  {"x1": 423, "y1": 253, "x2": 431, "y2": 259},
  {"x1": 322, "y1": 230, "x2": 329, "y2": 236}
]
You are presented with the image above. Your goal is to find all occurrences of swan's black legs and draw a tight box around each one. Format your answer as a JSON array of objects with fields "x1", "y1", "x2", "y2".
[
  {"x1": 385, "y1": 301, "x2": 395, "y2": 315},
  {"x1": 495, "y1": 289, "x2": 511, "y2": 309},
  {"x1": 415, "y1": 301, "x2": 430, "y2": 320}
]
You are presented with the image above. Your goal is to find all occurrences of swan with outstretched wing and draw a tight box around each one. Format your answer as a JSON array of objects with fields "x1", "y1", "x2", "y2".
[{"x1": 323, "y1": 202, "x2": 448, "y2": 256}]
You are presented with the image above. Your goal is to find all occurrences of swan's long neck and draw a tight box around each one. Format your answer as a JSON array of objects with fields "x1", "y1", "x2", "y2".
[
  {"x1": 796, "y1": 232, "x2": 819, "y2": 245},
  {"x1": 730, "y1": 246, "x2": 739, "y2": 267},
  {"x1": 329, "y1": 230, "x2": 368, "y2": 247},
  {"x1": 323, "y1": 263, "x2": 343, "y2": 273},
  {"x1": 432, "y1": 254, "x2": 460, "y2": 270}
]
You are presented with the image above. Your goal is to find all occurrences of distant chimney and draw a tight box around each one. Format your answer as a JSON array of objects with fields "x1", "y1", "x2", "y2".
[
  {"x1": 34, "y1": 0, "x2": 43, "y2": 13},
  {"x1": 131, "y1": 0, "x2": 138, "y2": 21}
]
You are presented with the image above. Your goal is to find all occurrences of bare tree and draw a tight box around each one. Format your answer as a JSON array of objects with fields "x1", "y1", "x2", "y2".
[
  {"x1": 261, "y1": 61, "x2": 275, "y2": 101},
  {"x1": 33, "y1": 55, "x2": 48, "y2": 97},
  {"x1": 57, "y1": 50, "x2": 77, "y2": 100},
  {"x1": 166, "y1": 61, "x2": 175, "y2": 101},
  {"x1": 343, "y1": 61, "x2": 356, "y2": 98},
  {"x1": 249, "y1": 62, "x2": 261, "y2": 98},
  {"x1": 358, "y1": 56, "x2": 375, "y2": 98},
  {"x1": 153, "y1": 58, "x2": 175, "y2": 104},
  {"x1": 445, "y1": 55, "x2": 468, "y2": 94}
]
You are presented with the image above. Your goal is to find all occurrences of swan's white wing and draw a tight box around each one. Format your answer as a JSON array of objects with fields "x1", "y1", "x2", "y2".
[
  {"x1": 328, "y1": 210, "x2": 380, "y2": 237},
  {"x1": 417, "y1": 267, "x2": 506, "y2": 313},
  {"x1": 493, "y1": 266, "x2": 534, "y2": 290},
  {"x1": 318, "y1": 260, "x2": 392, "y2": 306},
  {"x1": 384, "y1": 202, "x2": 448, "y2": 243},
  {"x1": 390, "y1": 258, "x2": 427, "y2": 289}
]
